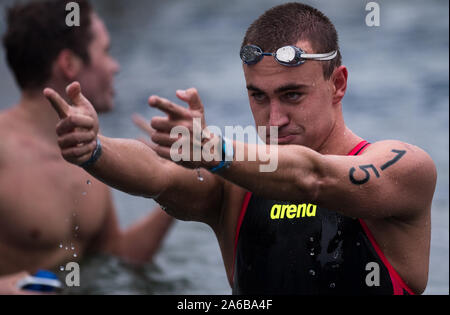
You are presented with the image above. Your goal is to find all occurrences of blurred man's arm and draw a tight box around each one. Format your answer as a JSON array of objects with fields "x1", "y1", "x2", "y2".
[{"x1": 88, "y1": 193, "x2": 175, "y2": 264}]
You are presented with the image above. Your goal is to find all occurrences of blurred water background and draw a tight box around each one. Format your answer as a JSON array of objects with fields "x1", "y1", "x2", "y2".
[{"x1": 0, "y1": 0, "x2": 448, "y2": 295}]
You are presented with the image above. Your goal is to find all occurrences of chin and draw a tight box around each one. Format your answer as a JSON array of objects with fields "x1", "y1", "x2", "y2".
[
  {"x1": 94, "y1": 99, "x2": 114, "y2": 114},
  {"x1": 94, "y1": 105, "x2": 112, "y2": 114}
]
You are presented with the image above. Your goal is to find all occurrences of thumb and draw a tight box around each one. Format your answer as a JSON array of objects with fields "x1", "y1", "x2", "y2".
[
  {"x1": 66, "y1": 81, "x2": 92, "y2": 110},
  {"x1": 176, "y1": 88, "x2": 204, "y2": 112},
  {"x1": 43, "y1": 88, "x2": 70, "y2": 119}
]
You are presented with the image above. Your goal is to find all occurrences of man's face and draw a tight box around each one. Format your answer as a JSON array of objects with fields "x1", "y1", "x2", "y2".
[
  {"x1": 76, "y1": 14, "x2": 119, "y2": 113},
  {"x1": 244, "y1": 40, "x2": 338, "y2": 151}
]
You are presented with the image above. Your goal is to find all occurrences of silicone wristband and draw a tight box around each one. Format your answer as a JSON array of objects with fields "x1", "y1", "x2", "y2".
[
  {"x1": 80, "y1": 138, "x2": 102, "y2": 169},
  {"x1": 209, "y1": 137, "x2": 233, "y2": 173}
]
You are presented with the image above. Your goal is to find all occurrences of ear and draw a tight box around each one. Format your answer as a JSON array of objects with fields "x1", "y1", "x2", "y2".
[
  {"x1": 55, "y1": 49, "x2": 83, "y2": 81},
  {"x1": 331, "y1": 65, "x2": 348, "y2": 105}
]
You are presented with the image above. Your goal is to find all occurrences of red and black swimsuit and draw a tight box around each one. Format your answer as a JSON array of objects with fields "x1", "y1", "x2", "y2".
[{"x1": 232, "y1": 141, "x2": 414, "y2": 295}]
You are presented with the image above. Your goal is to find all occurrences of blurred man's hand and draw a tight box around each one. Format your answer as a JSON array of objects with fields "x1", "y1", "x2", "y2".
[
  {"x1": 0, "y1": 271, "x2": 45, "y2": 295},
  {"x1": 44, "y1": 82, "x2": 99, "y2": 165}
]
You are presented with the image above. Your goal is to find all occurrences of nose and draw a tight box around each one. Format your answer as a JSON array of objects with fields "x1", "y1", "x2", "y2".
[
  {"x1": 268, "y1": 101, "x2": 289, "y2": 128},
  {"x1": 111, "y1": 58, "x2": 120, "y2": 75}
]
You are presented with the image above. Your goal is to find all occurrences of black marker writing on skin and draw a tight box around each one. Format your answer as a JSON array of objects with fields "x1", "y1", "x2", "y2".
[
  {"x1": 380, "y1": 150, "x2": 406, "y2": 171},
  {"x1": 349, "y1": 149, "x2": 407, "y2": 185},
  {"x1": 349, "y1": 165, "x2": 380, "y2": 185}
]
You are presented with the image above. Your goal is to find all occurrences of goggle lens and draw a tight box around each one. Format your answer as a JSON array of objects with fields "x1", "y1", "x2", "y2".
[
  {"x1": 240, "y1": 45, "x2": 263, "y2": 65},
  {"x1": 275, "y1": 46, "x2": 299, "y2": 65}
]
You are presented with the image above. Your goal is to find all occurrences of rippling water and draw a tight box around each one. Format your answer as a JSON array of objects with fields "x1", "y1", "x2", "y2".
[{"x1": 0, "y1": 0, "x2": 448, "y2": 295}]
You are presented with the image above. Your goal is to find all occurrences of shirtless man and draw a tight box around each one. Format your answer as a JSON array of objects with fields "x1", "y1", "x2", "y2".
[
  {"x1": 0, "y1": 0, "x2": 173, "y2": 294},
  {"x1": 46, "y1": 3, "x2": 437, "y2": 294}
]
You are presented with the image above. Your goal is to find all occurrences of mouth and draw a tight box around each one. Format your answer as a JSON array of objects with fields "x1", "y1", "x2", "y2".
[{"x1": 267, "y1": 134, "x2": 296, "y2": 144}]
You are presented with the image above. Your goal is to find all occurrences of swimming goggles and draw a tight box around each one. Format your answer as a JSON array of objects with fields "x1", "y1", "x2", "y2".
[{"x1": 240, "y1": 44, "x2": 338, "y2": 67}]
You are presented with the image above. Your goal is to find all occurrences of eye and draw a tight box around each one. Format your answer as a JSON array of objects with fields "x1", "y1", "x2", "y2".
[
  {"x1": 251, "y1": 92, "x2": 267, "y2": 103},
  {"x1": 283, "y1": 92, "x2": 302, "y2": 102}
]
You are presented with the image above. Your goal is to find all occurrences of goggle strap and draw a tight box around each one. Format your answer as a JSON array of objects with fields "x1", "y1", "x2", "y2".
[{"x1": 300, "y1": 51, "x2": 338, "y2": 61}]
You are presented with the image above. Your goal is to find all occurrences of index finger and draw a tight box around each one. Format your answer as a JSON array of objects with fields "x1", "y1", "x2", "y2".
[
  {"x1": 132, "y1": 114, "x2": 153, "y2": 134},
  {"x1": 148, "y1": 96, "x2": 190, "y2": 118},
  {"x1": 43, "y1": 88, "x2": 70, "y2": 119}
]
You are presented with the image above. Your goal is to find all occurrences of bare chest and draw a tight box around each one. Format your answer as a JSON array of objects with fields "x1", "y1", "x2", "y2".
[{"x1": 0, "y1": 141, "x2": 108, "y2": 250}]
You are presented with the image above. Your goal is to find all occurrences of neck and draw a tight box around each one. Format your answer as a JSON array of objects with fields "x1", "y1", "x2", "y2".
[
  {"x1": 16, "y1": 89, "x2": 64, "y2": 142},
  {"x1": 316, "y1": 108, "x2": 363, "y2": 156}
]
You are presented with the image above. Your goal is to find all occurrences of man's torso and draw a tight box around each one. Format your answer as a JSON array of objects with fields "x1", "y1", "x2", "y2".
[
  {"x1": 217, "y1": 141, "x2": 430, "y2": 294},
  {"x1": 0, "y1": 108, "x2": 110, "y2": 275}
]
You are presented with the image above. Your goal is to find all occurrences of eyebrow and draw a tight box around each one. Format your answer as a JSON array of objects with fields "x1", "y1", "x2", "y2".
[{"x1": 247, "y1": 83, "x2": 308, "y2": 94}]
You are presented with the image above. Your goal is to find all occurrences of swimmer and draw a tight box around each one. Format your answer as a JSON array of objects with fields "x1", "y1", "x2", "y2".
[
  {"x1": 0, "y1": 0, "x2": 174, "y2": 294},
  {"x1": 47, "y1": 3, "x2": 436, "y2": 295}
]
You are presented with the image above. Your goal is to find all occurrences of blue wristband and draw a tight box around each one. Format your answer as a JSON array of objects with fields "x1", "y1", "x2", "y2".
[
  {"x1": 209, "y1": 137, "x2": 233, "y2": 173},
  {"x1": 80, "y1": 138, "x2": 102, "y2": 169}
]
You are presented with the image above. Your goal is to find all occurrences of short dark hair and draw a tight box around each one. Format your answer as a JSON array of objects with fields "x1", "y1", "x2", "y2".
[
  {"x1": 241, "y1": 2, "x2": 342, "y2": 79},
  {"x1": 2, "y1": 0, "x2": 94, "y2": 91}
]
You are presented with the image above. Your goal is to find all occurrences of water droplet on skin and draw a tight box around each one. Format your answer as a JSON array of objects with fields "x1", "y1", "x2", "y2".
[
  {"x1": 59, "y1": 243, "x2": 63, "y2": 248},
  {"x1": 196, "y1": 169, "x2": 204, "y2": 182},
  {"x1": 75, "y1": 226, "x2": 79, "y2": 231},
  {"x1": 87, "y1": 180, "x2": 92, "y2": 185},
  {"x1": 73, "y1": 253, "x2": 78, "y2": 258},
  {"x1": 65, "y1": 247, "x2": 68, "y2": 251},
  {"x1": 82, "y1": 192, "x2": 87, "y2": 196},
  {"x1": 71, "y1": 245, "x2": 75, "y2": 251},
  {"x1": 329, "y1": 283, "x2": 336, "y2": 289},
  {"x1": 60, "y1": 266, "x2": 65, "y2": 271}
]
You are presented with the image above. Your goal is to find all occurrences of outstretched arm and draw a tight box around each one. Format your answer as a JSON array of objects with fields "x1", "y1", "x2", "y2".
[
  {"x1": 44, "y1": 82, "x2": 224, "y2": 227},
  {"x1": 146, "y1": 89, "x2": 437, "y2": 221},
  {"x1": 212, "y1": 140, "x2": 437, "y2": 220}
]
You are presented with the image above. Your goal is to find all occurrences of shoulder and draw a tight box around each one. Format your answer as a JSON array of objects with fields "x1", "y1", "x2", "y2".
[
  {"x1": 364, "y1": 139, "x2": 437, "y2": 209},
  {"x1": 0, "y1": 108, "x2": 20, "y2": 136},
  {"x1": 0, "y1": 110, "x2": 15, "y2": 166},
  {"x1": 0, "y1": 109, "x2": 12, "y2": 128},
  {"x1": 364, "y1": 140, "x2": 436, "y2": 176}
]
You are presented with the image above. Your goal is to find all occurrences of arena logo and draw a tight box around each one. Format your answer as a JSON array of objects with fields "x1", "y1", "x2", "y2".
[{"x1": 270, "y1": 203, "x2": 317, "y2": 220}]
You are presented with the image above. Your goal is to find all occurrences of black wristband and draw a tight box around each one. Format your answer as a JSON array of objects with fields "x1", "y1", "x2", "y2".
[{"x1": 80, "y1": 138, "x2": 102, "y2": 169}]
